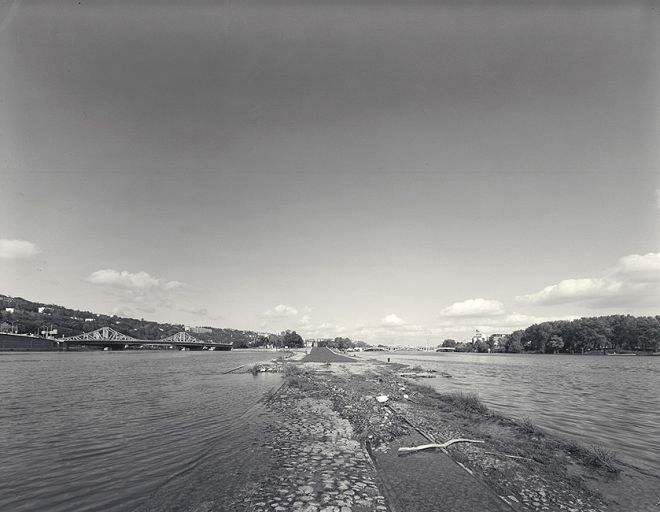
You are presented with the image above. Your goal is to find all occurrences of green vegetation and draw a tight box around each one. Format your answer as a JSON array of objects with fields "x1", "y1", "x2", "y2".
[
  {"x1": 442, "y1": 391, "x2": 490, "y2": 415},
  {"x1": 450, "y1": 315, "x2": 660, "y2": 354},
  {"x1": 517, "y1": 416, "x2": 538, "y2": 434},
  {"x1": 563, "y1": 440, "x2": 620, "y2": 473},
  {"x1": 0, "y1": 294, "x2": 287, "y2": 347},
  {"x1": 504, "y1": 315, "x2": 660, "y2": 354},
  {"x1": 315, "y1": 337, "x2": 368, "y2": 350}
]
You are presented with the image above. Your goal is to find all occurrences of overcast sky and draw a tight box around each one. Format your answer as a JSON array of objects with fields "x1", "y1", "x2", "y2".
[{"x1": 1, "y1": 0, "x2": 659, "y2": 343}]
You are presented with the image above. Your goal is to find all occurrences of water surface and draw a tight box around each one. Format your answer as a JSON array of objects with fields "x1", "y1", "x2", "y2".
[{"x1": 0, "y1": 351, "x2": 281, "y2": 512}]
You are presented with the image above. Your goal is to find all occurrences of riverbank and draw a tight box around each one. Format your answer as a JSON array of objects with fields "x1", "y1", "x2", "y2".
[{"x1": 244, "y1": 349, "x2": 659, "y2": 512}]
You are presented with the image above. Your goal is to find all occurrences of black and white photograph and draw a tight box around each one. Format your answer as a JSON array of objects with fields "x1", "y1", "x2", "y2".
[{"x1": 1, "y1": 0, "x2": 659, "y2": 510}]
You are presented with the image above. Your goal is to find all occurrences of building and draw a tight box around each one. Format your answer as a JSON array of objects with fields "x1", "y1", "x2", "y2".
[
  {"x1": 190, "y1": 326, "x2": 212, "y2": 334},
  {"x1": 488, "y1": 333, "x2": 508, "y2": 348},
  {"x1": 5, "y1": 307, "x2": 15, "y2": 314},
  {"x1": 471, "y1": 330, "x2": 487, "y2": 344}
]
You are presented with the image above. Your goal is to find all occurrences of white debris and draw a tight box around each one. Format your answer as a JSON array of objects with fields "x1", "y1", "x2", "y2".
[{"x1": 376, "y1": 395, "x2": 389, "y2": 403}]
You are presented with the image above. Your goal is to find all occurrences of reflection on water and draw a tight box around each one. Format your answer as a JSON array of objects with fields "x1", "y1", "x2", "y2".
[
  {"x1": 368, "y1": 352, "x2": 660, "y2": 474},
  {"x1": 0, "y1": 351, "x2": 281, "y2": 512}
]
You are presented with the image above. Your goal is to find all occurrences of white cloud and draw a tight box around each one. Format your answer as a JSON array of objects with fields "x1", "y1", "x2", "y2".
[
  {"x1": 112, "y1": 306, "x2": 134, "y2": 317},
  {"x1": 615, "y1": 252, "x2": 660, "y2": 282},
  {"x1": 518, "y1": 252, "x2": 660, "y2": 308},
  {"x1": 439, "y1": 298, "x2": 506, "y2": 317},
  {"x1": 299, "y1": 314, "x2": 311, "y2": 326},
  {"x1": 0, "y1": 239, "x2": 41, "y2": 259},
  {"x1": 381, "y1": 313, "x2": 407, "y2": 327},
  {"x1": 87, "y1": 269, "x2": 182, "y2": 290},
  {"x1": 87, "y1": 269, "x2": 185, "y2": 313},
  {"x1": 517, "y1": 278, "x2": 621, "y2": 305},
  {"x1": 262, "y1": 304, "x2": 299, "y2": 318},
  {"x1": 300, "y1": 322, "x2": 347, "y2": 338},
  {"x1": 179, "y1": 306, "x2": 209, "y2": 316}
]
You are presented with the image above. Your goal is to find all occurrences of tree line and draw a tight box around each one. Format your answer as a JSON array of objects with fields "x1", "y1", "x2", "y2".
[{"x1": 494, "y1": 315, "x2": 659, "y2": 354}]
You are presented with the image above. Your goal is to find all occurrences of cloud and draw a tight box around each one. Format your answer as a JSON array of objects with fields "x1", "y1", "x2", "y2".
[
  {"x1": 112, "y1": 306, "x2": 134, "y2": 317},
  {"x1": 299, "y1": 314, "x2": 312, "y2": 326},
  {"x1": 298, "y1": 322, "x2": 347, "y2": 339},
  {"x1": 179, "y1": 306, "x2": 209, "y2": 316},
  {"x1": 381, "y1": 313, "x2": 407, "y2": 327},
  {"x1": 0, "y1": 239, "x2": 41, "y2": 259},
  {"x1": 615, "y1": 252, "x2": 660, "y2": 282},
  {"x1": 86, "y1": 269, "x2": 182, "y2": 290},
  {"x1": 87, "y1": 268, "x2": 185, "y2": 313},
  {"x1": 518, "y1": 252, "x2": 660, "y2": 308},
  {"x1": 261, "y1": 304, "x2": 299, "y2": 318},
  {"x1": 439, "y1": 298, "x2": 506, "y2": 317},
  {"x1": 517, "y1": 278, "x2": 621, "y2": 306}
]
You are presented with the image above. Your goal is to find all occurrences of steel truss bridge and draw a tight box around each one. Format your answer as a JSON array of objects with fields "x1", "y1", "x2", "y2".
[{"x1": 59, "y1": 327, "x2": 232, "y2": 351}]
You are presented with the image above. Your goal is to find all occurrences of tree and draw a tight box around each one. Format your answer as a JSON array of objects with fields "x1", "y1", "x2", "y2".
[
  {"x1": 523, "y1": 323, "x2": 554, "y2": 353},
  {"x1": 474, "y1": 340, "x2": 489, "y2": 353},
  {"x1": 281, "y1": 330, "x2": 304, "y2": 348},
  {"x1": 504, "y1": 330, "x2": 524, "y2": 353},
  {"x1": 548, "y1": 335, "x2": 564, "y2": 353},
  {"x1": 442, "y1": 339, "x2": 457, "y2": 348}
]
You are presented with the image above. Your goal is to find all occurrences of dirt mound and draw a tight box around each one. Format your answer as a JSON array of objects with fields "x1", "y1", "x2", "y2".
[{"x1": 301, "y1": 347, "x2": 356, "y2": 363}]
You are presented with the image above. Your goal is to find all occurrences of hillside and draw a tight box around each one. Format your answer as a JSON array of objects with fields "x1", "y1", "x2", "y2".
[{"x1": 0, "y1": 294, "x2": 269, "y2": 348}]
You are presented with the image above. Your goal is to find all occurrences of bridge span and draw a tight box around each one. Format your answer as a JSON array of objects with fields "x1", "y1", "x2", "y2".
[{"x1": 59, "y1": 327, "x2": 232, "y2": 351}]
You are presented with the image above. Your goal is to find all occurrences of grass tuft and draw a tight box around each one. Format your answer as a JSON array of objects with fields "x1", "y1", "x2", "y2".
[
  {"x1": 445, "y1": 391, "x2": 489, "y2": 414},
  {"x1": 563, "y1": 440, "x2": 619, "y2": 473},
  {"x1": 517, "y1": 416, "x2": 537, "y2": 434},
  {"x1": 582, "y1": 444, "x2": 619, "y2": 473},
  {"x1": 283, "y1": 364, "x2": 304, "y2": 376}
]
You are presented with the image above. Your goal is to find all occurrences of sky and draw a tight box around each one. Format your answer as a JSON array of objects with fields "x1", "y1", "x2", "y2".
[{"x1": 1, "y1": 0, "x2": 659, "y2": 343}]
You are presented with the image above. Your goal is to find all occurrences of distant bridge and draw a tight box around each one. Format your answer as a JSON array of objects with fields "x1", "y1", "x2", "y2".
[{"x1": 60, "y1": 327, "x2": 232, "y2": 351}]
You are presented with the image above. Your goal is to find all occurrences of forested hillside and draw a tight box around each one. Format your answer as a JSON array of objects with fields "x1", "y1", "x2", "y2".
[{"x1": 0, "y1": 294, "x2": 269, "y2": 347}]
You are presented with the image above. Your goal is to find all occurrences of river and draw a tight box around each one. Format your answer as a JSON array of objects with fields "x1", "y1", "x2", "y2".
[
  {"x1": 2, "y1": 351, "x2": 659, "y2": 511},
  {"x1": 0, "y1": 351, "x2": 281, "y2": 512},
  {"x1": 366, "y1": 351, "x2": 660, "y2": 475}
]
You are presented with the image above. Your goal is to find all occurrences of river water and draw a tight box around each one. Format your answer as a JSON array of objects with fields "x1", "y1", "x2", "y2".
[
  {"x1": 366, "y1": 352, "x2": 660, "y2": 475},
  {"x1": 0, "y1": 351, "x2": 281, "y2": 512},
  {"x1": 2, "y1": 351, "x2": 659, "y2": 511}
]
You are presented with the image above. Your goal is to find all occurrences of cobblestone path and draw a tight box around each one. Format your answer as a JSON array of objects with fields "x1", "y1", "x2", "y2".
[{"x1": 254, "y1": 393, "x2": 388, "y2": 512}]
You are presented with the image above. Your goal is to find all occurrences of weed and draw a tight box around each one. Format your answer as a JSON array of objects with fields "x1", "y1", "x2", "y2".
[
  {"x1": 283, "y1": 364, "x2": 304, "y2": 377},
  {"x1": 444, "y1": 391, "x2": 489, "y2": 415},
  {"x1": 517, "y1": 416, "x2": 537, "y2": 434},
  {"x1": 562, "y1": 440, "x2": 619, "y2": 473},
  {"x1": 582, "y1": 444, "x2": 619, "y2": 473}
]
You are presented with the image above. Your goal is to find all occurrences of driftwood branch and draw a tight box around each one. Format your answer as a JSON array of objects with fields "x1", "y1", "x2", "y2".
[{"x1": 398, "y1": 438, "x2": 484, "y2": 454}]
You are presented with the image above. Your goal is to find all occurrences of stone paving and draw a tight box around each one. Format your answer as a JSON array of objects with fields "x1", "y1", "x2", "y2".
[{"x1": 254, "y1": 393, "x2": 388, "y2": 512}]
